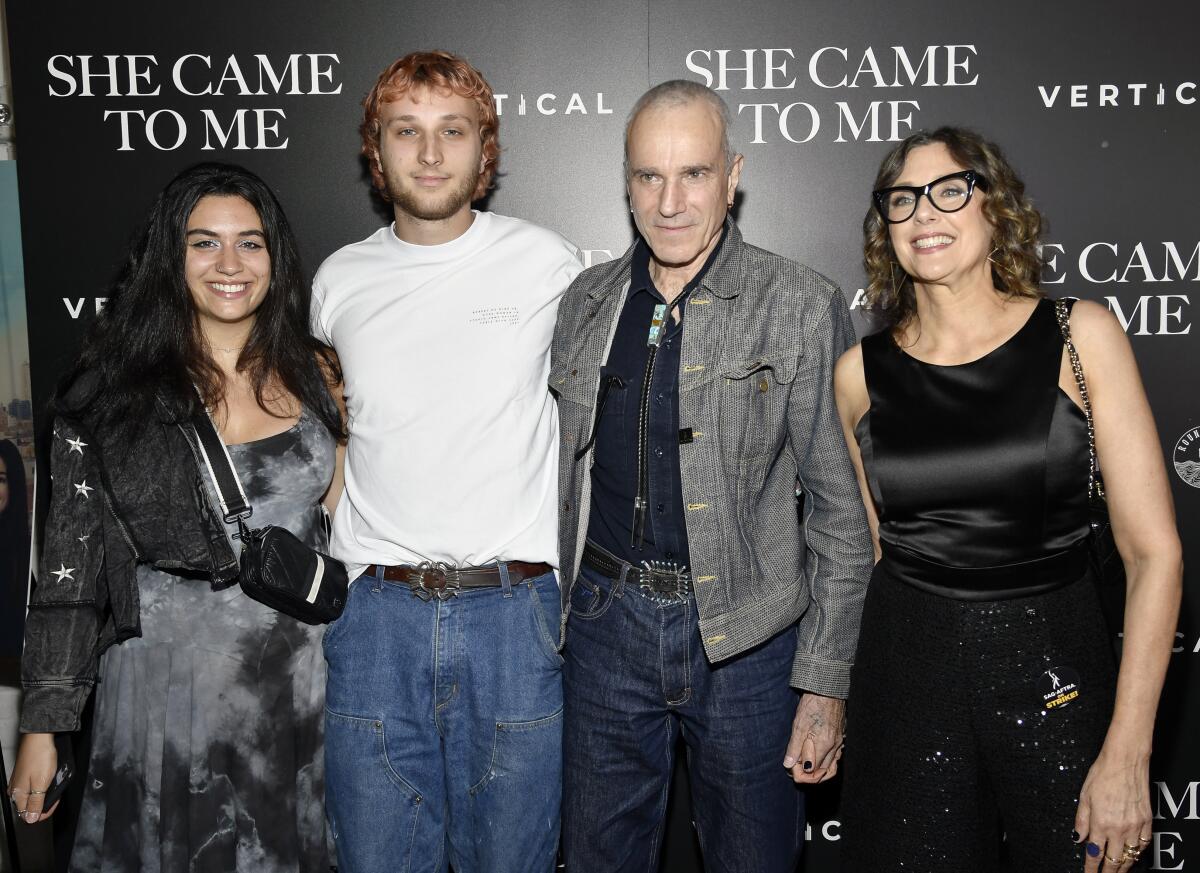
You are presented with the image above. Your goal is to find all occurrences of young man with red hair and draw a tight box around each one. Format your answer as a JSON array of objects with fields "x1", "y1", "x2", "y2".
[{"x1": 311, "y1": 50, "x2": 581, "y2": 872}]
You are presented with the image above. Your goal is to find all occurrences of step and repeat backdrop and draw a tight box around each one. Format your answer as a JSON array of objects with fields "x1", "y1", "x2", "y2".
[{"x1": 7, "y1": 0, "x2": 1198, "y2": 868}]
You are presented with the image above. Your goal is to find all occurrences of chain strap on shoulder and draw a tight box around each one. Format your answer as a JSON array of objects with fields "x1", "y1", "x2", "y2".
[{"x1": 1053, "y1": 298, "x2": 1105, "y2": 500}]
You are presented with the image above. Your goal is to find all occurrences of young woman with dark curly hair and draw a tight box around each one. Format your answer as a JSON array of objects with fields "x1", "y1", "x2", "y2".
[
  {"x1": 7, "y1": 163, "x2": 345, "y2": 872},
  {"x1": 834, "y1": 127, "x2": 1181, "y2": 872}
]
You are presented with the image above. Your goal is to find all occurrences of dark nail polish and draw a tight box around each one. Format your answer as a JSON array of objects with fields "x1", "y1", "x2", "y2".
[
  {"x1": 1086, "y1": 842, "x2": 1101, "y2": 858},
  {"x1": 802, "y1": 760, "x2": 813, "y2": 771},
  {"x1": 1071, "y1": 830, "x2": 1080, "y2": 842}
]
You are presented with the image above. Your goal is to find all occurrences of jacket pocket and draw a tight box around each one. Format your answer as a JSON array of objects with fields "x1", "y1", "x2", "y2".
[
  {"x1": 719, "y1": 352, "x2": 799, "y2": 459},
  {"x1": 719, "y1": 353, "x2": 798, "y2": 385},
  {"x1": 548, "y1": 355, "x2": 600, "y2": 407}
]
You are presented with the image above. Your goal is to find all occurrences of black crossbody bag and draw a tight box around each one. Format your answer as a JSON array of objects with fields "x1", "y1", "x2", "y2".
[{"x1": 190, "y1": 411, "x2": 348, "y2": 625}]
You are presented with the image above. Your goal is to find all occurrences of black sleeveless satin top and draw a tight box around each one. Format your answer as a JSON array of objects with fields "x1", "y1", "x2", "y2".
[{"x1": 855, "y1": 298, "x2": 1091, "y2": 571}]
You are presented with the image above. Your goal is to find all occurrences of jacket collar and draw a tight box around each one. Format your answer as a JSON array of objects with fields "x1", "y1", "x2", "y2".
[
  {"x1": 699, "y1": 217, "x2": 745, "y2": 299},
  {"x1": 588, "y1": 217, "x2": 745, "y2": 300}
]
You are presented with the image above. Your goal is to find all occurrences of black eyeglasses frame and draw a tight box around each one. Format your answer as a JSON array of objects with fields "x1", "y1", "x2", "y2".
[{"x1": 872, "y1": 170, "x2": 988, "y2": 224}]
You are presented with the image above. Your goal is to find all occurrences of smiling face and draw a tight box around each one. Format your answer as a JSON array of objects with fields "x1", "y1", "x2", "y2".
[
  {"x1": 888, "y1": 142, "x2": 993, "y2": 290},
  {"x1": 626, "y1": 100, "x2": 742, "y2": 284},
  {"x1": 376, "y1": 86, "x2": 485, "y2": 226},
  {"x1": 184, "y1": 195, "x2": 271, "y2": 337}
]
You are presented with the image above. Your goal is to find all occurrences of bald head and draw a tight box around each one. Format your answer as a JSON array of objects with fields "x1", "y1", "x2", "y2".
[
  {"x1": 623, "y1": 81, "x2": 743, "y2": 288},
  {"x1": 624, "y1": 80, "x2": 734, "y2": 177}
]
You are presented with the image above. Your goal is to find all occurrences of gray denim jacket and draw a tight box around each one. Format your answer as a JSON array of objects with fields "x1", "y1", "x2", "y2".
[{"x1": 550, "y1": 220, "x2": 873, "y2": 698}]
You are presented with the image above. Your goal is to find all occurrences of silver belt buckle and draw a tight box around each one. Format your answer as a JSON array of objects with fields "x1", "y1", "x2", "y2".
[
  {"x1": 412, "y1": 561, "x2": 462, "y2": 601},
  {"x1": 637, "y1": 560, "x2": 691, "y2": 603}
]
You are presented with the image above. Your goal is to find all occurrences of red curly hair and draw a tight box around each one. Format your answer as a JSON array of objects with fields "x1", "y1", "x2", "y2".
[{"x1": 360, "y1": 50, "x2": 500, "y2": 202}]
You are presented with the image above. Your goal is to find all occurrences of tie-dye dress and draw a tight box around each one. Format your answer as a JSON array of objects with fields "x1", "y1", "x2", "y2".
[{"x1": 69, "y1": 407, "x2": 335, "y2": 872}]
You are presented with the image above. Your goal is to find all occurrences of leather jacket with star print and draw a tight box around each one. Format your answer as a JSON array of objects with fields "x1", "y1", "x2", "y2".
[{"x1": 20, "y1": 388, "x2": 240, "y2": 734}]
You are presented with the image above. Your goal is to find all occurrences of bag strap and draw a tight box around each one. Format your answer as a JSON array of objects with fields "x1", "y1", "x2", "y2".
[
  {"x1": 1053, "y1": 298, "x2": 1105, "y2": 500},
  {"x1": 189, "y1": 402, "x2": 253, "y2": 523}
]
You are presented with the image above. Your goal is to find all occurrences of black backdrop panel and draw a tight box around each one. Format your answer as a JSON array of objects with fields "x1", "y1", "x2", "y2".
[{"x1": 7, "y1": 0, "x2": 1199, "y2": 868}]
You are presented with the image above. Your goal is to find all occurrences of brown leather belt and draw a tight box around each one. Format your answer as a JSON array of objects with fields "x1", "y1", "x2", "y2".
[{"x1": 364, "y1": 561, "x2": 553, "y2": 600}]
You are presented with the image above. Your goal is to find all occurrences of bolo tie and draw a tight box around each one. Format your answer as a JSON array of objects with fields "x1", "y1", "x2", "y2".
[
  {"x1": 575, "y1": 294, "x2": 685, "y2": 549},
  {"x1": 629, "y1": 300, "x2": 671, "y2": 548}
]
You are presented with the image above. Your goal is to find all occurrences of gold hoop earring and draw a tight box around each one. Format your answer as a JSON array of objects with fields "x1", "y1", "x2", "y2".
[
  {"x1": 988, "y1": 247, "x2": 1010, "y2": 279},
  {"x1": 889, "y1": 262, "x2": 907, "y2": 301}
]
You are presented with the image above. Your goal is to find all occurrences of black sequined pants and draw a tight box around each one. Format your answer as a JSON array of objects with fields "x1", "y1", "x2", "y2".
[{"x1": 840, "y1": 560, "x2": 1117, "y2": 872}]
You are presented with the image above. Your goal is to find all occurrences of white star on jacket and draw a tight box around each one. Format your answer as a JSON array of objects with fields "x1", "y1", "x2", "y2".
[
  {"x1": 74, "y1": 480, "x2": 94, "y2": 499},
  {"x1": 51, "y1": 564, "x2": 75, "y2": 583},
  {"x1": 66, "y1": 436, "x2": 88, "y2": 455}
]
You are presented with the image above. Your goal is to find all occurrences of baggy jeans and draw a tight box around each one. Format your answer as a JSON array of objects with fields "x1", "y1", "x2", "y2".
[{"x1": 323, "y1": 566, "x2": 564, "y2": 873}]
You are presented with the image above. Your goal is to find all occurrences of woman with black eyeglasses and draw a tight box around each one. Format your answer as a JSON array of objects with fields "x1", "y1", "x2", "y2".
[{"x1": 832, "y1": 127, "x2": 1181, "y2": 871}]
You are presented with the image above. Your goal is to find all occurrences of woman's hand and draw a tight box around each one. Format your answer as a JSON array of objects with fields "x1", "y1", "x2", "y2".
[
  {"x1": 6, "y1": 733, "x2": 60, "y2": 824},
  {"x1": 784, "y1": 693, "x2": 846, "y2": 784},
  {"x1": 1075, "y1": 748, "x2": 1152, "y2": 872}
]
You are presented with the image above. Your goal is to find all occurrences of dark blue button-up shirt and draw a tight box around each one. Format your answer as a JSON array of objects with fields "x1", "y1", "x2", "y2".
[{"x1": 586, "y1": 232, "x2": 725, "y2": 569}]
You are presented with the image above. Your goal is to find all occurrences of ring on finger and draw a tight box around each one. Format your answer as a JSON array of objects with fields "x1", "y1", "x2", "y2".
[
  {"x1": 1105, "y1": 852, "x2": 1124, "y2": 864},
  {"x1": 27, "y1": 789, "x2": 46, "y2": 796},
  {"x1": 1138, "y1": 835, "x2": 1151, "y2": 843}
]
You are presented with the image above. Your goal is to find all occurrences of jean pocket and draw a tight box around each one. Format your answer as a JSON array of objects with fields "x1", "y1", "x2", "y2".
[
  {"x1": 325, "y1": 709, "x2": 424, "y2": 798},
  {"x1": 323, "y1": 710, "x2": 424, "y2": 870},
  {"x1": 526, "y1": 575, "x2": 566, "y2": 666},
  {"x1": 468, "y1": 707, "x2": 564, "y2": 799},
  {"x1": 568, "y1": 573, "x2": 613, "y2": 621},
  {"x1": 322, "y1": 578, "x2": 362, "y2": 653}
]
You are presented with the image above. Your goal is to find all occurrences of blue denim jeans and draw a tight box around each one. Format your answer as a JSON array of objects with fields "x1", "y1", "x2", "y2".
[
  {"x1": 323, "y1": 566, "x2": 563, "y2": 873},
  {"x1": 563, "y1": 563, "x2": 804, "y2": 873}
]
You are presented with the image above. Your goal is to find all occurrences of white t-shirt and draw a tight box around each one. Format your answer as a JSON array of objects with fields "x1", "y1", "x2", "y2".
[{"x1": 312, "y1": 211, "x2": 582, "y2": 574}]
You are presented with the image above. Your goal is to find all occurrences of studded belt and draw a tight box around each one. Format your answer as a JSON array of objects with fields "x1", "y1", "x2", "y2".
[
  {"x1": 581, "y1": 540, "x2": 692, "y2": 602},
  {"x1": 364, "y1": 561, "x2": 553, "y2": 601}
]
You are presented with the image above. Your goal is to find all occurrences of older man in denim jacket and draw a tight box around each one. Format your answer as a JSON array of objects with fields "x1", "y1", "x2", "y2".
[{"x1": 551, "y1": 80, "x2": 874, "y2": 873}]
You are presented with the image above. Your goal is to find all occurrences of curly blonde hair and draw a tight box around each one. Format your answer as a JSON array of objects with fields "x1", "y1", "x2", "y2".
[
  {"x1": 360, "y1": 50, "x2": 500, "y2": 203},
  {"x1": 862, "y1": 127, "x2": 1045, "y2": 330}
]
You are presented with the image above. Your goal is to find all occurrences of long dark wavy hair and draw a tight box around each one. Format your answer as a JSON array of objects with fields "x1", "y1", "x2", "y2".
[
  {"x1": 862, "y1": 126, "x2": 1046, "y2": 331},
  {"x1": 57, "y1": 163, "x2": 344, "y2": 442}
]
